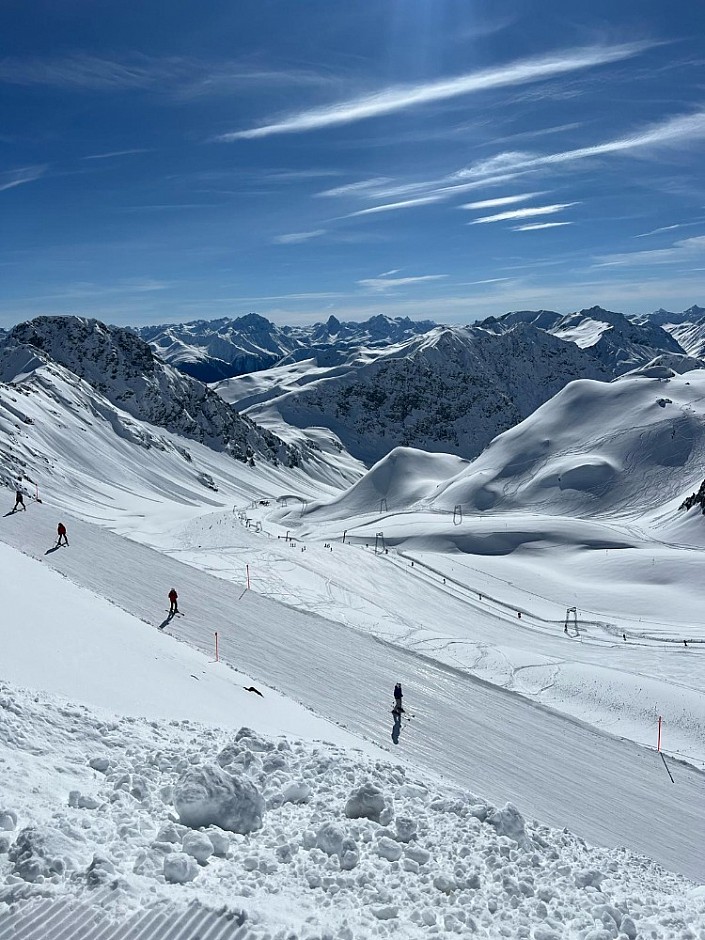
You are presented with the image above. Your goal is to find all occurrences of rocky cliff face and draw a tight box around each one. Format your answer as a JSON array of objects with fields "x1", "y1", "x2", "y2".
[{"x1": 3, "y1": 317, "x2": 302, "y2": 466}]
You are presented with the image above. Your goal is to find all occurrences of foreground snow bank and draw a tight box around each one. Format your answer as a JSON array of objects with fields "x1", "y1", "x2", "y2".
[{"x1": 1, "y1": 683, "x2": 702, "y2": 938}]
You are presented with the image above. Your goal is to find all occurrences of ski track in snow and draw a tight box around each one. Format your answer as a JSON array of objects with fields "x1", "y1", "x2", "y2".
[{"x1": 0, "y1": 503, "x2": 704, "y2": 884}]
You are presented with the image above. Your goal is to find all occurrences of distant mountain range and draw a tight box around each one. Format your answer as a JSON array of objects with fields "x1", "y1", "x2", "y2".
[
  {"x1": 479, "y1": 305, "x2": 688, "y2": 375},
  {"x1": 2, "y1": 304, "x2": 703, "y2": 475},
  {"x1": 131, "y1": 305, "x2": 705, "y2": 386},
  {"x1": 135, "y1": 314, "x2": 437, "y2": 382}
]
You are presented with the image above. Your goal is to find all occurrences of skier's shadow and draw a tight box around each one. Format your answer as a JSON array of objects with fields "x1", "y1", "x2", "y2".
[
  {"x1": 3, "y1": 509, "x2": 19, "y2": 517},
  {"x1": 44, "y1": 545, "x2": 61, "y2": 555},
  {"x1": 391, "y1": 712, "x2": 402, "y2": 745},
  {"x1": 158, "y1": 614, "x2": 174, "y2": 630}
]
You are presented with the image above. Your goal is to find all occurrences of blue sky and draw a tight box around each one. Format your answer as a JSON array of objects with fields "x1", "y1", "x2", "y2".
[{"x1": 1, "y1": 0, "x2": 704, "y2": 328}]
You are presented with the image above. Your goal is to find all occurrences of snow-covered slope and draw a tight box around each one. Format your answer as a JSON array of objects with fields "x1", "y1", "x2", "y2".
[
  {"x1": 428, "y1": 369, "x2": 705, "y2": 521},
  {"x1": 663, "y1": 314, "x2": 705, "y2": 359},
  {"x1": 2, "y1": 316, "x2": 301, "y2": 467},
  {"x1": 136, "y1": 313, "x2": 437, "y2": 382},
  {"x1": 0, "y1": 341, "x2": 363, "y2": 525},
  {"x1": 237, "y1": 324, "x2": 611, "y2": 465},
  {"x1": 480, "y1": 305, "x2": 687, "y2": 375}
]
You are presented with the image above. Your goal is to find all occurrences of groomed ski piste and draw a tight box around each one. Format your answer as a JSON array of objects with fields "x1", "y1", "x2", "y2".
[{"x1": 1, "y1": 352, "x2": 705, "y2": 936}]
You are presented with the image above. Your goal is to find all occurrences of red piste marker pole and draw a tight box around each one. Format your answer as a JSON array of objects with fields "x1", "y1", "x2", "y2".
[
  {"x1": 214, "y1": 631, "x2": 219, "y2": 663},
  {"x1": 246, "y1": 564, "x2": 250, "y2": 590},
  {"x1": 657, "y1": 715, "x2": 662, "y2": 752}
]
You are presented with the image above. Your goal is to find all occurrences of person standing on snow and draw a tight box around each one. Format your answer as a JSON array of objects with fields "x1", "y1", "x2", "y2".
[
  {"x1": 13, "y1": 490, "x2": 26, "y2": 512},
  {"x1": 168, "y1": 588, "x2": 179, "y2": 616},
  {"x1": 56, "y1": 522, "x2": 69, "y2": 546},
  {"x1": 393, "y1": 682, "x2": 403, "y2": 713}
]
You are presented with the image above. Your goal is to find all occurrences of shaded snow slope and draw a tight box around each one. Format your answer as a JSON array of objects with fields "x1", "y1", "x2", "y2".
[
  {"x1": 1, "y1": 504, "x2": 703, "y2": 882},
  {"x1": 2, "y1": 317, "x2": 300, "y2": 467},
  {"x1": 239, "y1": 324, "x2": 610, "y2": 465}
]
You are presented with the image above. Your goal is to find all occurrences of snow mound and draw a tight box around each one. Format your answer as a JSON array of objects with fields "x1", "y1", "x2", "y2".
[
  {"x1": 431, "y1": 372, "x2": 705, "y2": 519},
  {"x1": 298, "y1": 447, "x2": 467, "y2": 521},
  {"x1": 174, "y1": 764, "x2": 264, "y2": 834}
]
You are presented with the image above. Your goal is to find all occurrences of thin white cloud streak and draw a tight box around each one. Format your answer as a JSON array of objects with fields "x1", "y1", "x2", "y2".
[
  {"x1": 347, "y1": 195, "x2": 442, "y2": 217},
  {"x1": 272, "y1": 229, "x2": 327, "y2": 244},
  {"x1": 328, "y1": 109, "x2": 705, "y2": 220},
  {"x1": 317, "y1": 178, "x2": 393, "y2": 198},
  {"x1": 513, "y1": 221, "x2": 574, "y2": 230},
  {"x1": 220, "y1": 42, "x2": 650, "y2": 140},
  {"x1": 460, "y1": 192, "x2": 543, "y2": 210},
  {"x1": 343, "y1": 172, "x2": 530, "y2": 217},
  {"x1": 0, "y1": 165, "x2": 47, "y2": 192},
  {"x1": 82, "y1": 149, "x2": 150, "y2": 160},
  {"x1": 456, "y1": 110, "x2": 705, "y2": 182},
  {"x1": 596, "y1": 234, "x2": 705, "y2": 267},
  {"x1": 358, "y1": 274, "x2": 447, "y2": 292},
  {"x1": 470, "y1": 203, "x2": 576, "y2": 224}
]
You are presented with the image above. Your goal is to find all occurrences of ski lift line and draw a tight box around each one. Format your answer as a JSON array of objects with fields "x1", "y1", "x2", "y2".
[{"x1": 394, "y1": 550, "x2": 703, "y2": 647}]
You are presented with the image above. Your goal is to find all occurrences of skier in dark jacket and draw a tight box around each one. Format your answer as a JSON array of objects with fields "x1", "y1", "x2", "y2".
[
  {"x1": 393, "y1": 682, "x2": 403, "y2": 714},
  {"x1": 168, "y1": 588, "x2": 179, "y2": 615},
  {"x1": 56, "y1": 522, "x2": 69, "y2": 546},
  {"x1": 13, "y1": 490, "x2": 26, "y2": 512}
]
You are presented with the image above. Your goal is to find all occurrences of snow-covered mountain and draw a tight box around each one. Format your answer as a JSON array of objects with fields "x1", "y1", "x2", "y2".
[
  {"x1": 230, "y1": 323, "x2": 611, "y2": 465},
  {"x1": 427, "y1": 368, "x2": 705, "y2": 523},
  {"x1": 136, "y1": 313, "x2": 437, "y2": 382},
  {"x1": 1, "y1": 316, "x2": 302, "y2": 468},
  {"x1": 640, "y1": 304, "x2": 705, "y2": 328},
  {"x1": 480, "y1": 305, "x2": 688, "y2": 374}
]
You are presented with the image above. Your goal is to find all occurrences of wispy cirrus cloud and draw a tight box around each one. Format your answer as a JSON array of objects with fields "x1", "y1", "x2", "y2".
[
  {"x1": 358, "y1": 274, "x2": 447, "y2": 292},
  {"x1": 324, "y1": 109, "x2": 705, "y2": 222},
  {"x1": 0, "y1": 165, "x2": 47, "y2": 193},
  {"x1": 455, "y1": 110, "x2": 705, "y2": 182},
  {"x1": 0, "y1": 53, "x2": 333, "y2": 96},
  {"x1": 273, "y1": 229, "x2": 327, "y2": 244},
  {"x1": 82, "y1": 149, "x2": 151, "y2": 160},
  {"x1": 596, "y1": 234, "x2": 705, "y2": 267},
  {"x1": 460, "y1": 192, "x2": 544, "y2": 210},
  {"x1": 513, "y1": 221, "x2": 574, "y2": 231},
  {"x1": 469, "y1": 203, "x2": 576, "y2": 224},
  {"x1": 220, "y1": 42, "x2": 650, "y2": 140}
]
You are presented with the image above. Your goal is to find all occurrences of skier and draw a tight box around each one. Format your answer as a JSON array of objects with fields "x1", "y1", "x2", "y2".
[
  {"x1": 56, "y1": 522, "x2": 69, "y2": 546},
  {"x1": 393, "y1": 682, "x2": 403, "y2": 714},
  {"x1": 168, "y1": 588, "x2": 179, "y2": 616},
  {"x1": 13, "y1": 490, "x2": 26, "y2": 512}
]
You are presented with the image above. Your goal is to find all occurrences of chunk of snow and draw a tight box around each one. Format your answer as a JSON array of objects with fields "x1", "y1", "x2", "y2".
[
  {"x1": 181, "y1": 831, "x2": 214, "y2": 863},
  {"x1": 344, "y1": 782, "x2": 386, "y2": 821},
  {"x1": 163, "y1": 852, "x2": 199, "y2": 884},
  {"x1": 487, "y1": 802, "x2": 527, "y2": 843},
  {"x1": 174, "y1": 764, "x2": 264, "y2": 834},
  {"x1": 0, "y1": 810, "x2": 17, "y2": 831}
]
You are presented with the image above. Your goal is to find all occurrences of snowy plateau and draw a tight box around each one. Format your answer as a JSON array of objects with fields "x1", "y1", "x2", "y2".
[{"x1": 0, "y1": 312, "x2": 705, "y2": 939}]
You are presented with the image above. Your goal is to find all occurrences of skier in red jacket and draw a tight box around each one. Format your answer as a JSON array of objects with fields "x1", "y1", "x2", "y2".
[
  {"x1": 57, "y1": 522, "x2": 69, "y2": 546},
  {"x1": 168, "y1": 588, "x2": 179, "y2": 616}
]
